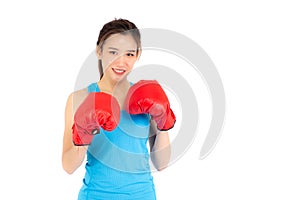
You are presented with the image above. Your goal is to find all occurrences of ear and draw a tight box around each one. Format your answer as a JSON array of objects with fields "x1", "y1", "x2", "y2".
[
  {"x1": 96, "y1": 45, "x2": 102, "y2": 59},
  {"x1": 136, "y1": 47, "x2": 142, "y2": 60}
]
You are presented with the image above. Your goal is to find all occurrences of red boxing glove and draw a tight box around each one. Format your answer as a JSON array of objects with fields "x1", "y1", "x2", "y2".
[
  {"x1": 124, "y1": 80, "x2": 176, "y2": 131},
  {"x1": 72, "y1": 92, "x2": 120, "y2": 146}
]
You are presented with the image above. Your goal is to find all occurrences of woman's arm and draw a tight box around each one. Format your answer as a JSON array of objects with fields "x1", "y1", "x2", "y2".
[
  {"x1": 62, "y1": 91, "x2": 88, "y2": 174},
  {"x1": 149, "y1": 119, "x2": 171, "y2": 171}
]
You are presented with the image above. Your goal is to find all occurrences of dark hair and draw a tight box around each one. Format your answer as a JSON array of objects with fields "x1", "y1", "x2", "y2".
[{"x1": 96, "y1": 18, "x2": 141, "y2": 80}]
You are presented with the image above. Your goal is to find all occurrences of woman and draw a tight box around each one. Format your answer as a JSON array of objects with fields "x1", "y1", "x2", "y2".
[{"x1": 62, "y1": 18, "x2": 175, "y2": 200}]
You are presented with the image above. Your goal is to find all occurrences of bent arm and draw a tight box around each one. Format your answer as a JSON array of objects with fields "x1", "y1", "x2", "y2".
[
  {"x1": 149, "y1": 119, "x2": 171, "y2": 171},
  {"x1": 62, "y1": 92, "x2": 87, "y2": 174}
]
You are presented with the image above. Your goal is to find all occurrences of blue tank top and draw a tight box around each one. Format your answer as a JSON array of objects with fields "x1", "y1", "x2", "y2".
[{"x1": 77, "y1": 82, "x2": 157, "y2": 200}]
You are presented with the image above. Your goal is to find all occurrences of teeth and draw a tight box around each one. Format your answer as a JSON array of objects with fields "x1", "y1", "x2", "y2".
[{"x1": 113, "y1": 68, "x2": 125, "y2": 73}]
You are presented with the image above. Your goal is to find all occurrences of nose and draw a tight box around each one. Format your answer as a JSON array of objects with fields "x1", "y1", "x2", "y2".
[{"x1": 115, "y1": 54, "x2": 127, "y2": 66}]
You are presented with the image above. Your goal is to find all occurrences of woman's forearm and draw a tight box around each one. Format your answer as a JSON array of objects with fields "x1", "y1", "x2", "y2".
[
  {"x1": 150, "y1": 131, "x2": 171, "y2": 171},
  {"x1": 62, "y1": 146, "x2": 87, "y2": 174}
]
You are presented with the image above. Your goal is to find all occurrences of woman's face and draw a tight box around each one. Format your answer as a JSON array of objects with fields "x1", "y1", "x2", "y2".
[{"x1": 98, "y1": 33, "x2": 139, "y2": 82}]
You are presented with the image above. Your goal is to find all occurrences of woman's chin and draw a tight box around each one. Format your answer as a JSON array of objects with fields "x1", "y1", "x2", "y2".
[{"x1": 111, "y1": 74, "x2": 128, "y2": 83}]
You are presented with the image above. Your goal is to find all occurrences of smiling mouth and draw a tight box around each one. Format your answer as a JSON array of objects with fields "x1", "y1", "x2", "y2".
[{"x1": 112, "y1": 68, "x2": 126, "y2": 75}]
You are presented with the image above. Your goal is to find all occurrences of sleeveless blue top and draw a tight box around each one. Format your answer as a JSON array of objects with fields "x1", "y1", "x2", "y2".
[{"x1": 77, "y1": 83, "x2": 156, "y2": 200}]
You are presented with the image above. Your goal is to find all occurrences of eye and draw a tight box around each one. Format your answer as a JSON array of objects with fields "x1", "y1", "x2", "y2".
[
  {"x1": 126, "y1": 53, "x2": 135, "y2": 57},
  {"x1": 109, "y1": 51, "x2": 118, "y2": 55}
]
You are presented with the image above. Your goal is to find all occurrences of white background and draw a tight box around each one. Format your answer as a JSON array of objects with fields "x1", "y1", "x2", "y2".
[{"x1": 1, "y1": 0, "x2": 299, "y2": 199}]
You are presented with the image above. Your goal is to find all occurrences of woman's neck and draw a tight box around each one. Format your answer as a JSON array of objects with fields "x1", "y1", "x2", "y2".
[{"x1": 97, "y1": 76, "x2": 130, "y2": 94}]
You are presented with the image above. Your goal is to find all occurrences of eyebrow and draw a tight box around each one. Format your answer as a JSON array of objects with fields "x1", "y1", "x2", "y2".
[{"x1": 108, "y1": 47, "x2": 136, "y2": 52}]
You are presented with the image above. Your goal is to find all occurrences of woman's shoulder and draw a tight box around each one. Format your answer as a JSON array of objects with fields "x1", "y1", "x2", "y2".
[
  {"x1": 68, "y1": 87, "x2": 88, "y2": 99},
  {"x1": 66, "y1": 87, "x2": 89, "y2": 111},
  {"x1": 68, "y1": 82, "x2": 98, "y2": 98}
]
